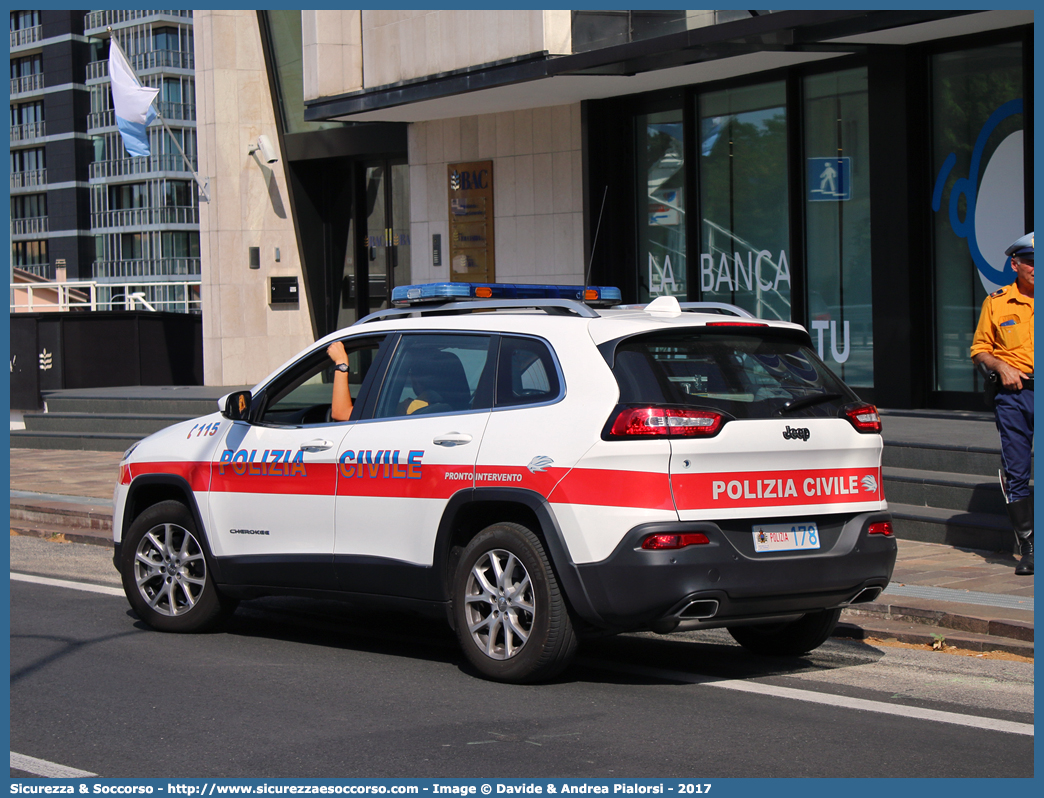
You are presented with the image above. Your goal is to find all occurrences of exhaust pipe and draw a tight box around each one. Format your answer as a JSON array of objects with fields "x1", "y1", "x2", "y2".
[
  {"x1": 678, "y1": 599, "x2": 719, "y2": 619},
  {"x1": 849, "y1": 586, "x2": 883, "y2": 604}
]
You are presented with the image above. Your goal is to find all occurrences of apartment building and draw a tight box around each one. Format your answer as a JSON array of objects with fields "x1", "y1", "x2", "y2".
[{"x1": 9, "y1": 9, "x2": 200, "y2": 312}]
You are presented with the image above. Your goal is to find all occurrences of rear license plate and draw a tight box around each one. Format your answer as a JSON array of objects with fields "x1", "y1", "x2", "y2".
[{"x1": 753, "y1": 522, "x2": 820, "y2": 553}]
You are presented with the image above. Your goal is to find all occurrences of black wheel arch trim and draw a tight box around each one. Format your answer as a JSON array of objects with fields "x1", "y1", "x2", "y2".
[
  {"x1": 120, "y1": 473, "x2": 224, "y2": 583},
  {"x1": 433, "y1": 486, "x2": 606, "y2": 627}
]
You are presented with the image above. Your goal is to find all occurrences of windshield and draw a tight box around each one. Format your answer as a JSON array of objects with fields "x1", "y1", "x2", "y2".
[{"x1": 610, "y1": 330, "x2": 857, "y2": 420}]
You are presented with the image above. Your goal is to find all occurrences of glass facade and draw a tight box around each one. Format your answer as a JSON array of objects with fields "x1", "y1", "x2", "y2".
[
  {"x1": 930, "y1": 43, "x2": 1024, "y2": 392},
  {"x1": 636, "y1": 109, "x2": 685, "y2": 303},
  {"x1": 698, "y1": 82, "x2": 790, "y2": 321},
  {"x1": 803, "y1": 68, "x2": 873, "y2": 386}
]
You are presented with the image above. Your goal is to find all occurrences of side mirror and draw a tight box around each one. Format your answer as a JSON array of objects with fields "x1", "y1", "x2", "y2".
[{"x1": 220, "y1": 390, "x2": 252, "y2": 421}]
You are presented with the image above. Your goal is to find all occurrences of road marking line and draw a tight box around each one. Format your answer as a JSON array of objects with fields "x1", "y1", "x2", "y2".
[
  {"x1": 10, "y1": 751, "x2": 97, "y2": 778},
  {"x1": 11, "y1": 572, "x2": 124, "y2": 597},
  {"x1": 580, "y1": 659, "x2": 1034, "y2": 737}
]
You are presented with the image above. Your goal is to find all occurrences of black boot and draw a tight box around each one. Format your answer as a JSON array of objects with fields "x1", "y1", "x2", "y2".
[
  {"x1": 1015, "y1": 534, "x2": 1033, "y2": 576},
  {"x1": 1006, "y1": 496, "x2": 1033, "y2": 576}
]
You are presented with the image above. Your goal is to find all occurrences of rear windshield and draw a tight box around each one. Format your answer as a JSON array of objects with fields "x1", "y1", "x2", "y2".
[{"x1": 610, "y1": 331, "x2": 857, "y2": 420}]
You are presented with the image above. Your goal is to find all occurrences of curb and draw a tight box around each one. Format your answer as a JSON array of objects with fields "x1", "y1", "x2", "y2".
[{"x1": 833, "y1": 619, "x2": 1033, "y2": 658}]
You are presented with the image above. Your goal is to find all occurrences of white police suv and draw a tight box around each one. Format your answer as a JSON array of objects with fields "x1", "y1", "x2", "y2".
[{"x1": 113, "y1": 282, "x2": 895, "y2": 683}]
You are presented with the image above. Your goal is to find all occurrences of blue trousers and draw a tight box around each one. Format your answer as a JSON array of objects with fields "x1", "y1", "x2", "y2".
[{"x1": 995, "y1": 388, "x2": 1034, "y2": 503}]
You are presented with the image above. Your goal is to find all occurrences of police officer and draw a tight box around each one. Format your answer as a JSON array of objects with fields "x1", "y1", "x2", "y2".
[{"x1": 971, "y1": 232, "x2": 1034, "y2": 575}]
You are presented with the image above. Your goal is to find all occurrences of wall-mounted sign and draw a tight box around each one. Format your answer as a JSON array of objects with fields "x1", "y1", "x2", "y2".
[
  {"x1": 807, "y1": 157, "x2": 851, "y2": 201},
  {"x1": 448, "y1": 160, "x2": 494, "y2": 282}
]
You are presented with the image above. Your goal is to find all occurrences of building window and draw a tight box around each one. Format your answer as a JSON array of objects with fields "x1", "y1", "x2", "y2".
[
  {"x1": 162, "y1": 231, "x2": 200, "y2": 259},
  {"x1": 10, "y1": 100, "x2": 44, "y2": 125},
  {"x1": 11, "y1": 193, "x2": 46, "y2": 219},
  {"x1": 9, "y1": 10, "x2": 40, "y2": 31},
  {"x1": 13, "y1": 239, "x2": 47, "y2": 267},
  {"x1": 803, "y1": 68, "x2": 873, "y2": 386},
  {"x1": 10, "y1": 54, "x2": 42, "y2": 79},
  {"x1": 121, "y1": 233, "x2": 145, "y2": 260},
  {"x1": 11, "y1": 146, "x2": 44, "y2": 171},
  {"x1": 930, "y1": 42, "x2": 1024, "y2": 393},
  {"x1": 164, "y1": 180, "x2": 193, "y2": 207},
  {"x1": 152, "y1": 26, "x2": 182, "y2": 51},
  {"x1": 636, "y1": 109, "x2": 685, "y2": 302},
  {"x1": 109, "y1": 183, "x2": 149, "y2": 209},
  {"x1": 698, "y1": 81, "x2": 791, "y2": 320}
]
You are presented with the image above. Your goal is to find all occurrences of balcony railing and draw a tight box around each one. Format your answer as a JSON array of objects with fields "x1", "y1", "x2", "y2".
[
  {"x1": 12, "y1": 278, "x2": 202, "y2": 314},
  {"x1": 11, "y1": 170, "x2": 47, "y2": 190},
  {"x1": 11, "y1": 217, "x2": 48, "y2": 236},
  {"x1": 10, "y1": 26, "x2": 42, "y2": 48},
  {"x1": 86, "y1": 50, "x2": 194, "y2": 81},
  {"x1": 92, "y1": 258, "x2": 201, "y2": 279},
  {"x1": 10, "y1": 121, "x2": 46, "y2": 143},
  {"x1": 89, "y1": 154, "x2": 197, "y2": 179},
  {"x1": 91, "y1": 206, "x2": 199, "y2": 229},
  {"x1": 85, "y1": 9, "x2": 192, "y2": 31},
  {"x1": 88, "y1": 102, "x2": 196, "y2": 132},
  {"x1": 10, "y1": 74, "x2": 45, "y2": 95}
]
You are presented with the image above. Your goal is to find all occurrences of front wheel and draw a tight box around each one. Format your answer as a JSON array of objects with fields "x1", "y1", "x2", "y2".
[
  {"x1": 452, "y1": 522, "x2": 576, "y2": 683},
  {"x1": 727, "y1": 608, "x2": 842, "y2": 656},
  {"x1": 120, "y1": 500, "x2": 236, "y2": 632}
]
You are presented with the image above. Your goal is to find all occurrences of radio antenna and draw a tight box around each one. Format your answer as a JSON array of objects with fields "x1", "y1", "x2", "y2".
[{"x1": 584, "y1": 186, "x2": 609, "y2": 296}]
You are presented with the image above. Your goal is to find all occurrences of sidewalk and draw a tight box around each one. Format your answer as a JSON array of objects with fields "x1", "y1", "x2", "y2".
[{"x1": 8, "y1": 448, "x2": 1034, "y2": 657}]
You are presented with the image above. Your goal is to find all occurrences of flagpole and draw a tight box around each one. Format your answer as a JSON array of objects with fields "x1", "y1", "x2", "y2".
[{"x1": 107, "y1": 27, "x2": 210, "y2": 202}]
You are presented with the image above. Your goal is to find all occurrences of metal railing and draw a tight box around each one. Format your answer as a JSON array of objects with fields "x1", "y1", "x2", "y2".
[
  {"x1": 91, "y1": 207, "x2": 199, "y2": 229},
  {"x1": 11, "y1": 217, "x2": 48, "y2": 236},
  {"x1": 86, "y1": 50, "x2": 194, "y2": 82},
  {"x1": 10, "y1": 121, "x2": 46, "y2": 143},
  {"x1": 89, "y1": 154, "x2": 197, "y2": 179},
  {"x1": 85, "y1": 9, "x2": 191, "y2": 31},
  {"x1": 87, "y1": 102, "x2": 196, "y2": 132},
  {"x1": 12, "y1": 278, "x2": 202, "y2": 314},
  {"x1": 92, "y1": 258, "x2": 201, "y2": 279},
  {"x1": 10, "y1": 74, "x2": 44, "y2": 95},
  {"x1": 10, "y1": 26, "x2": 42, "y2": 48},
  {"x1": 11, "y1": 169, "x2": 47, "y2": 190}
]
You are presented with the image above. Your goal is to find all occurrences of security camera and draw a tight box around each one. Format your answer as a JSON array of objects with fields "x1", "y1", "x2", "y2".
[{"x1": 250, "y1": 134, "x2": 279, "y2": 164}]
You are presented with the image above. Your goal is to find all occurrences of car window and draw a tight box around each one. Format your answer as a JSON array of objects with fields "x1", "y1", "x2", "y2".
[
  {"x1": 496, "y1": 336, "x2": 561, "y2": 407},
  {"x1": 373, "y1": 333, "x2": 495, "y2": 419},
  {"x1": 612, "y1": 331, "x2": 856, "y2": 419},
  {"x1": 260, "y1": 339, "x2": 382, "y2": 426}
]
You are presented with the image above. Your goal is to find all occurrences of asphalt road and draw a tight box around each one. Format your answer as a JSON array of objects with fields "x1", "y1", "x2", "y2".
[{"x1": 9, "y1": 537, "x2": 1035, "y2": 779}]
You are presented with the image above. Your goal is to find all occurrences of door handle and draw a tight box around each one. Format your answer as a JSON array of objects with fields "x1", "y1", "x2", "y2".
[
  {"x1": 433, "y1": 432, "x2": 473, "y2": 447},
  {"x1": 299, "y1": 439, "x2": 334, "y2": 452}
]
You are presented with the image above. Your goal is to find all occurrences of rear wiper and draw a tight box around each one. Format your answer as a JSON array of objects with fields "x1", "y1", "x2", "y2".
[{"x1": 776, "y1": 393, "x2": 843, "y2": 415}]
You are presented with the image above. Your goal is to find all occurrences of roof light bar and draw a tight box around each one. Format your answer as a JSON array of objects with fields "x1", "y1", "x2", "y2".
[{"x1": 391, "y1": 282, "x2": 622, "y2": 307}]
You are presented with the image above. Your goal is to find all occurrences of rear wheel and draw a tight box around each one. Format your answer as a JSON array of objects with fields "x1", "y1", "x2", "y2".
[
  {"x1": 727, "y1": 608, "x2": 842, "y2": 656},
  {"x1": 120, "y1": 500, "x2": 236, "y2": 632},
  {"x1": 452, "y1": 522, "x2": 576, "y2": 683}
]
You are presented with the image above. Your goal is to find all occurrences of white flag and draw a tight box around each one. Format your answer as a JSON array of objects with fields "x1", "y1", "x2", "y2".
[{"x1": 108, "y1": 39, "x2": 159, "y2": 157}]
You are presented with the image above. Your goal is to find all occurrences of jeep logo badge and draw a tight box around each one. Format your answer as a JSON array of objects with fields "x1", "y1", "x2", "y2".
[{"x1": 782, "y1": 425, "x2": 811, "y2": 441}]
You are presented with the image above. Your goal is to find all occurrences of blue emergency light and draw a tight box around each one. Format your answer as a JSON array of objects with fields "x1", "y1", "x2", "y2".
[{"x1": 390, "y1": 282, "x2": 622, "y2": 307}]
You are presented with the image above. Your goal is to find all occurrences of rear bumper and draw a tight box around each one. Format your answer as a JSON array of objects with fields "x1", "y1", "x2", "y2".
[{"x1": 574, "y1": 511, "x2": 896, "y2": 632}]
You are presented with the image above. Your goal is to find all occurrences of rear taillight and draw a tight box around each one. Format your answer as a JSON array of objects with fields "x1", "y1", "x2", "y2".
[
  {"x1": 641, "y1": 532, "x2": 710, "y2": 550},
  {"x1": 607, "y1": 406, "x2": 724, "y2": 438},
  {"x1": 868, "y1": 521, "x2": 893, "y2": 536},
  {"x1": 706, "y1": 321, "x2": 768, "y2": 327},
  {"x1": 844, "y1": 402, "x2": 882, "y2": 433}
]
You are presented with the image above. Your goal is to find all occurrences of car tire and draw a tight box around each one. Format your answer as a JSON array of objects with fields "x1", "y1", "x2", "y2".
[
  {"x1": 119, "y1": 500, "x2": 236, "y2": 633},
  {"x1": 727, "y1": 608, "x2": 842, "y2": 656},
  {"x1": 452, "y1": 522, "x2": 577, "y2": 683}
]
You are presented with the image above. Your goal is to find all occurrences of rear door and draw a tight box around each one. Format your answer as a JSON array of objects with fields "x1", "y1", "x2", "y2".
[{"x1": 609, "y1": 328, "x2": 885, "y2": 522}]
